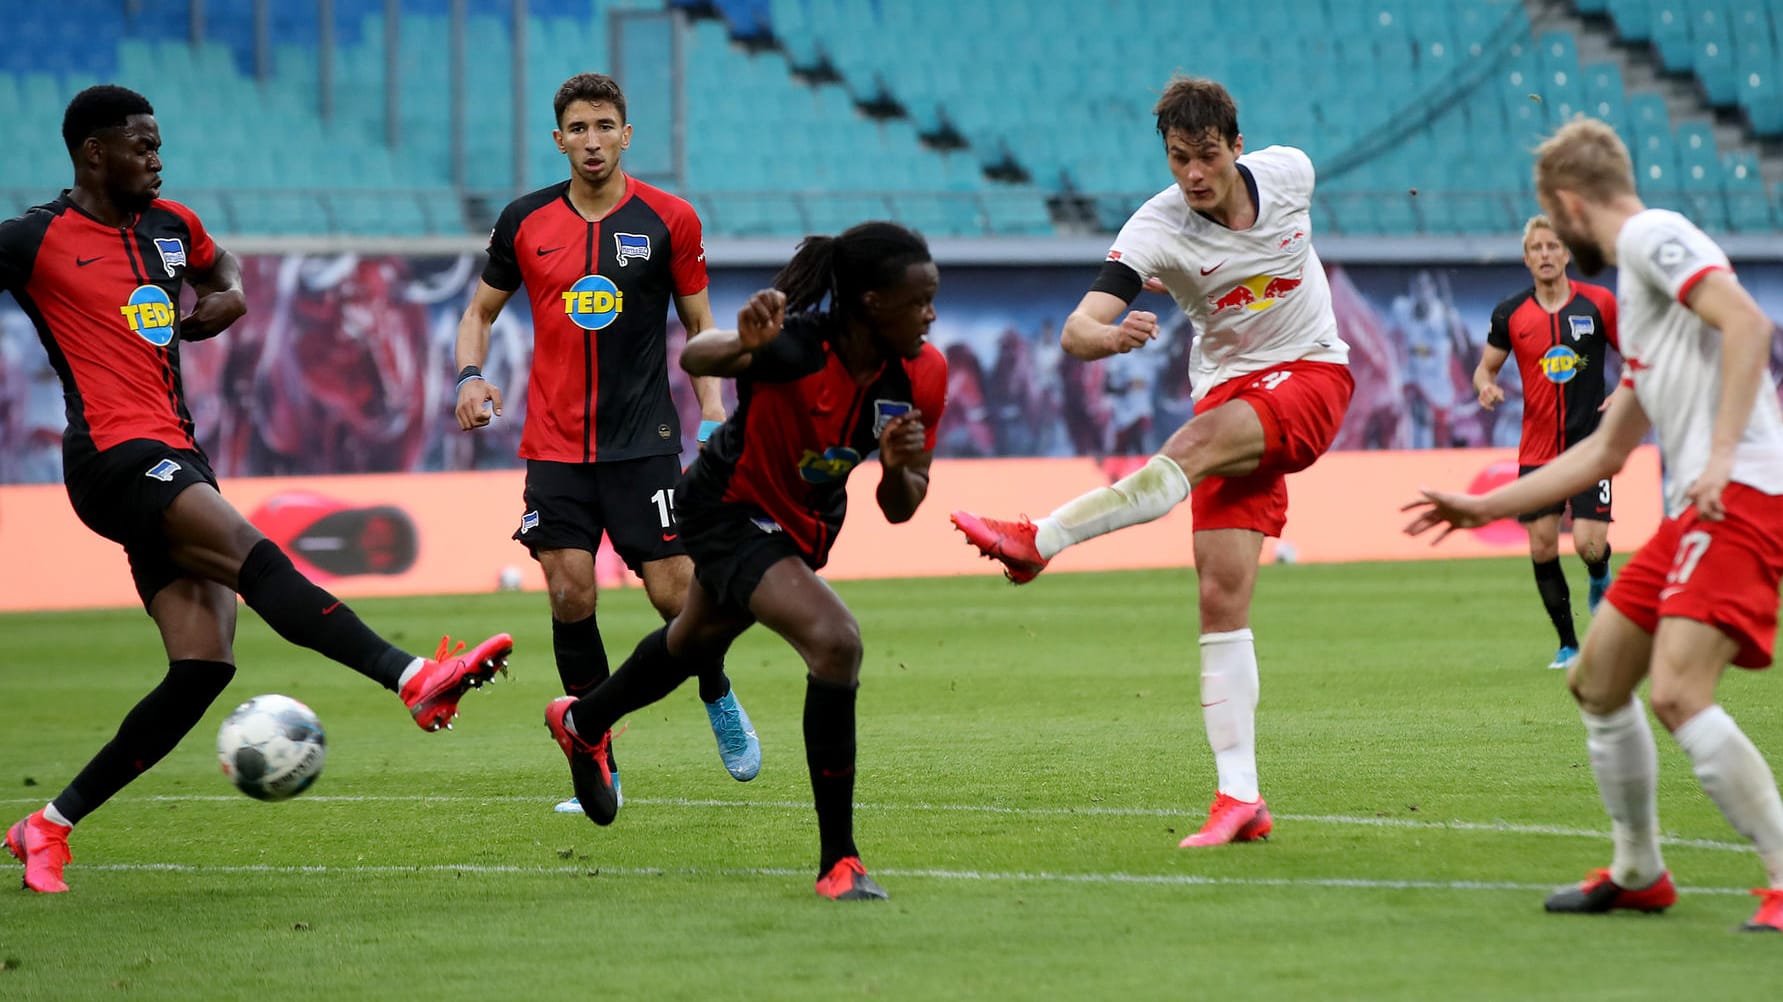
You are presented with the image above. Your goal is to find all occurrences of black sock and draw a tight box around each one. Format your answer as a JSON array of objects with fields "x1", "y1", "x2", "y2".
[
  {"x1": 1533, "y1": 558, "x2": 1579, "y2": 648},
  {"x1": 552, "y1": 614, "x2": 609, "y2": 699},
  {"x1": 568, "y1": 627, "x2": 696, "y2": 737},
  {"x1": 52, "y1": 660, "x2": 236, "y2": 825},
  {"x1": 696, "y1": 666, "x2": 732, "y2": 704},
  {"x1": 236, "y1": 539, "x2": 412, "y2": 690},
  {"x1": 804, "y1": 675, "x2": 860, "y2": 874},
  {"x1": 1583, "y1": 544, "x2": 1612, "y2": 582}
]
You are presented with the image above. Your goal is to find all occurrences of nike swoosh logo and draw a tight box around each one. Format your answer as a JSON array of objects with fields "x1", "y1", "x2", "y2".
[
  {"x1": 321, "y1": 601, "x2": 342, "y2": 615},
  {"x1": 661, "y1": 533, "x2": 678, "y2": 542},
  {"x1": 1659, "y1": 587, "x2": 1683, "y2": 602},
  {"x1": 1200, "y1": 699, "x2": 1228, "y2": 708},
  {"x1": 536, "y1": 246, "x2": 564, "y2": 256},
  {"x1": 1200, "y1": 261, "x2": 1225, "y2": 275},
  {"x1": 76, "y1": 256, "x2": 104, "y2": 267}
]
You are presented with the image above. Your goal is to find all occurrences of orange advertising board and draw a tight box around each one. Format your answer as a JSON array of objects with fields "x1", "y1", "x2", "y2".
[{"x1": 0, "y1": 447, "x2": 1662, "y2": 613}]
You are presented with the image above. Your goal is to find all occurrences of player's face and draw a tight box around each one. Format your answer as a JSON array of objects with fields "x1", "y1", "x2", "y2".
[
  {"x1": 1539, "y1": 189, "x2": 1607, "y2": 276},
  {"x1": 1522, "y1": 226, "x2": 1569, "y2": 283},
  {"x1": 555, "y1": 100, "x2": 631, "y2": 187},
  {"x1": 864, "y1": 261, "x2": 939, "y2": 360},
  {"x1": 1164, "y1": 128, "x2": 1242, "y2": 212},
  {"x1": 95, "y1": 115, "x2": 163, "y2": 213}
]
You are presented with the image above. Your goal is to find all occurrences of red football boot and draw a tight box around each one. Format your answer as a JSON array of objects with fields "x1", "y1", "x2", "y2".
[
  {"x1": 400, "y1": 633, "x2": 512, "y2": 732},
  {"x1": 950, "y1": 511, "x2": 1049, "y2": 584}
]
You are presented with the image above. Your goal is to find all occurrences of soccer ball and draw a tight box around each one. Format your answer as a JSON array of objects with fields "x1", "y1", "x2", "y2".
[{"x1": 216, "y1": 695, "x2": 327, "y2": 801}]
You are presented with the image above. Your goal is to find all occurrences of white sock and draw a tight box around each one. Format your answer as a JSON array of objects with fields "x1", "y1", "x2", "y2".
[
  {"x1": 396, "y1": 657, "x2": 425, "y2": 690},
  {"x1": 1034, "y1": 454, "x2": 1191, "y2": 559},
  {"x1": 41, "y1": 803, "x2": 72, "y2": 828},
  {"x1": 1199, "y1": 628, "x2": 1260, "y2": 803},
  {"x1": 1581, "y1": 699, "x2": 1665, "y2": 888},
  {"x1": 1673, "y1": 705, "x2": 1783, "y2": 889}
]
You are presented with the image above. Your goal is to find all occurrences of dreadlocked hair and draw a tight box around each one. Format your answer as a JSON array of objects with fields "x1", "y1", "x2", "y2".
[{"x1": 772, "y1": 221, "x2": 931, "y2": 318}]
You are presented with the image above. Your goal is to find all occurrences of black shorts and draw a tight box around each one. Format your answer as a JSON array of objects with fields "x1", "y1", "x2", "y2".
[
  {"x1": 64, "y1": 438, "x2": 218, "y2": 610},
  {"x1": 514, "y1": 455, "x2": 688, "y2": 573},
  {"x1": 680, "y1": 500, "x2": 809, "y2": 612},
  {"x1": 1517, "y1": 464, "x2": 1613, "y2": 524}
]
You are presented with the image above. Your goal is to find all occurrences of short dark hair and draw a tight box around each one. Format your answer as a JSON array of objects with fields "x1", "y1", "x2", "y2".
[
  {"x1": 773, "y1": 221, "x2": 932, "y2": 318},
  {"x1": 62, "y1": 85, "x2": 154, "y2": 154},
  {"x1": 554, "y1": 73, "x2": 626, "y2": 126},
  {"x1": 1153, "y1": 76, "x2": 1239, "y2": 147}
]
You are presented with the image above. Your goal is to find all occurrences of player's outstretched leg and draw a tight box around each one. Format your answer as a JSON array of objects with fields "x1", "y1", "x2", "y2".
[
  {"x1": 952, "y1": 454, "x2": 1190, "y2": 584},
  {"x1": 400, "y1": 633, "x2": 514, "y2": 732},
  {"x1": 546, "y1": 626, "x2": 706, "y2": 825},
  {"x1": 6, "y1": 810, "x2": 73, "y2": 894}
]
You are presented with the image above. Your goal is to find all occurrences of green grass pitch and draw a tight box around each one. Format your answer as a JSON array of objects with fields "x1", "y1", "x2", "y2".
[{"x1": 1, "y1": 559, "x2": 1777, "y2": 999}]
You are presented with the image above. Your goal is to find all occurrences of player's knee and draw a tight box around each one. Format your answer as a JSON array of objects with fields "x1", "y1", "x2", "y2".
[
  {"x1": 546, "y1": 582, "x2": 597, "y2": 622},
  {"x1": 802, "y1": 618, "x2": 863, "y2": 685},
  {"x1": 1197, "y1": 576, "x2": 1251, "y2": 630},
  {"x1": 1646, "y1": 675, "x2": 1712, "y2": 733},
  {"x1": 1576, "y1": 537, "x2": 1605, "y2": 564}
]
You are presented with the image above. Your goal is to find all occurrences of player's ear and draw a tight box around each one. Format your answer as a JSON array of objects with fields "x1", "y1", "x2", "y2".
[
  {"x1": 620, "y1": 123, "x2": 632, "y2": 150},
  {"x1": 1231, "y1": 133, "x2": 1244, "y2": 157}
]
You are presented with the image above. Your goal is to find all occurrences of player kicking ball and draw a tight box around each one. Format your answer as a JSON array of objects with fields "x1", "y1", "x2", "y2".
[
  {"x1": 953, "y1": 77, "x2": 1353, "y2": 848},
  {"x1": 1406, "y1": 118, "x2": 1783, "y2": 933}
]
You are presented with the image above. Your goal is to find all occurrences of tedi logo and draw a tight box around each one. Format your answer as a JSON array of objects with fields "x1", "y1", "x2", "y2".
[
  {"x1": 1541, "y1": 345, "x2": 1583, "y2": 383},
  {"x1": 797, "y1": 446, "x2": 862, "y2": 484},
  {"x1": 120, "y1": 285, "x2": 177, "y2": 346},
  {"x1": 561, "y1": 275, "x2": 625, "y2": 331}
]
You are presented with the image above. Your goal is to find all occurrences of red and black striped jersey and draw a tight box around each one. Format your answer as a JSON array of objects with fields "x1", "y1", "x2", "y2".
[
  {"x1": 0, "y1": 192, "x2": 216, "y2": 462},
  {"x1": 681, "y1": 313, "x2": 948, "y2": 566},
  {"x1": 1487, "y1": 279, "x2": 1619, "y2": 465},
  {"x1": 482, "y1": 175, "x2": 706, "y2": 464}
]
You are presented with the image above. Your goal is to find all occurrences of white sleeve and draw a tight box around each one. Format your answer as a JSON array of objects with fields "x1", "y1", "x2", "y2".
[
  {"x1": 1248, "y1": 145, "x2": 1316, "y2": 210},
  {"x1": 1105, "y1": 198, "x2": 1174, "y2": 279},
  {"x1": 1622, "y1": 213, "x2": 1731, "y2": 305}
]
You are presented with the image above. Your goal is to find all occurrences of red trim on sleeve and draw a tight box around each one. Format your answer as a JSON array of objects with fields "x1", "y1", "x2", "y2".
[
  {"x1": 629, "y1": 180, "x2": 708, "y2": 297},
  {"x1": 1619, "y1": 376, "x2": 1635, "y2": 388},
  {"x1": 154, "y1": 198, "x2": 216, "y2": 271},
  {"x1": 1675, "y1": 264, "x2": 1726, "y2": 305},
  {"x1": 910, "y1": 343, "x2": 949, "y2": 451}
]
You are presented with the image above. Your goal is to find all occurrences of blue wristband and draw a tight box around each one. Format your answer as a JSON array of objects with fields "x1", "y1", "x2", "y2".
[{"x1": 697, "y1": 419, "x2": 723, "y2": 443}]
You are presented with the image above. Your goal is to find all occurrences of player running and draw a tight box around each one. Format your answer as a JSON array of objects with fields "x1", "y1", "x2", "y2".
[
  {"x1": 2, "y1": 86, "x2": 511, "y2": 894},
  {"x1": 453, "y1": 73, "x2": 759, "y2": 813},
  {"x1": 1406, "y1": 118, "x2": 1783, "y2": 933},
  {"x1": 544, "y1": 222, "x2": 945, "y2": 901},
  {"x1": 952, "y1": 77, "x2": 1352, "y2": 848},
  {"x1": 1475, "y1": 215, "x2": 1621, "y2": 671}
]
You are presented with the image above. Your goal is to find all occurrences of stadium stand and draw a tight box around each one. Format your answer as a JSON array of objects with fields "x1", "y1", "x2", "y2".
[{"x1": 0, "y1": 0, "x2": 1776, "y2": 236}]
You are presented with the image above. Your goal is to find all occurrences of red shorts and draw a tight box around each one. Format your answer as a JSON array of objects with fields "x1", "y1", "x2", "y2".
[
  {"x1": 1605, "y1": 482, "x2": 1783, "y2": 669},
  {"x1": 1190, "y1": 360, "x2": 1354, "y2": 536}
]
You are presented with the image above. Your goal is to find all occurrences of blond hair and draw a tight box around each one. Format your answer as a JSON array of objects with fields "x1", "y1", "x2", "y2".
[
  {"x1": 1533, "y1": 117, "x2": 1636, "y2": 203},
  {"x1": 1521, "y1": 214, "x2": 1557, "y2": 248}
]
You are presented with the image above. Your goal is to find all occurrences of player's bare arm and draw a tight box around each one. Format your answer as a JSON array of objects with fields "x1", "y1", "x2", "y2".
[
  {"x1": 453, "y1": 279, "x2": 513, "y2": 430},
  {"x1": 681, "y1": 289, "x2": 785, "y2": 377},
  {"x1": 1473, "y1": 343, "x2": 1509, "y2": 410},
  {"x1": 1683, "y1": 269, "x2": 1774, "y2": 521},
  {"x1": 672, "y1": 288, "x2": 728, "y2": 423},
  {"x1": 875, "y1": 412, "x2": 931, "y2": 524},
  {"x1": 179, "y1": 247, "x2": 246, "y2": 341},
  {"x1": 1062, "y1": 289, "x2": 1157, "y2": 360},
  {"x1": 1404, "y1": 387, "x2": 1651, "y2": 543}
]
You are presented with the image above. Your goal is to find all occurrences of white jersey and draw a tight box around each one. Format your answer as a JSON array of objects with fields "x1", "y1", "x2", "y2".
[
  {"x1": 1106, "y1": 145, "x2": 1348, "y2": 400},
  {"x1": 1615, "y1": 208, "x2": 1783, "y2": 516}
]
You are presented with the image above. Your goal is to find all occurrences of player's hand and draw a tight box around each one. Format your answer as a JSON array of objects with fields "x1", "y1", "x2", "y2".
[
  {"x1": 1477, "y1": 383, "x2": 1505, "y2": 410},
  {"x1": 737, "y1": 289, "x2": 786, "y2": 351},
  {"x1": 1109, "y1": 310, "x2": 1158, "y2": 354},
  {"x1": 179, "y1": 289, "x2": 247, "y2": 341},
  {"x1": 455, "y1": 378, "x2": 503, "y2": 430},
  {"x1": 878, "y1": 411, "x2": 926, "y2": 469},
  {"x1": 1685, "y1": 453, "x2": 1734, "y2": 521},
  {"x1": 1401, "y1": 488, "x2": 1496, "y2": 544}
]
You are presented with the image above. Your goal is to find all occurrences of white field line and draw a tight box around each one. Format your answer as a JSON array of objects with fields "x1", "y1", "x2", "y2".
[
  {"x1": 0, "y1": 793, "x2": 1752, "y2": 854},
  {"x1": 70, "y1": 861, "x2": 1756, "y2": 896}
]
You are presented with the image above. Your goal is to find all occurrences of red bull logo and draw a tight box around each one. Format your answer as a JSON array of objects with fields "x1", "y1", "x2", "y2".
[{"x1": 1206, "y1": 271, "x2": 1303, "y2": 316}]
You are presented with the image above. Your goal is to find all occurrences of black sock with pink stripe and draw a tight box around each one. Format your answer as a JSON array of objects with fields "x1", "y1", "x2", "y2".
[{"x1": 236, "y1": 539, "x2": 411, "y2": 690}]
